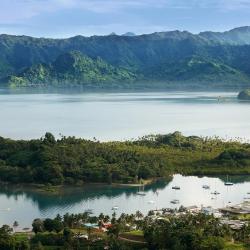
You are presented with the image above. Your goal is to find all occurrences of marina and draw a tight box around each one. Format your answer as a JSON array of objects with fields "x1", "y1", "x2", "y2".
[{"x1": 1, "y1": 174, "x2": 250, "y2": 227}]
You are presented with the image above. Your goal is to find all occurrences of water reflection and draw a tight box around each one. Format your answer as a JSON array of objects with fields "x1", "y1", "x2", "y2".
[
  {"x1": 0, "y1": 179, "x2": 170, "y2": 212},
  {"x1": 1, "y1": 175, "x2": 250, "y2": 227}
]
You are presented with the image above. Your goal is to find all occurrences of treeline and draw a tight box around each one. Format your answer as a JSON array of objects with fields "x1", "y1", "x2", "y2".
[
  {"x1": 0, "y1": 132, "x2": 250, "y2": 185},
  {"x1": 1, "y1": 209, "x2": 250, "y2": 249}
]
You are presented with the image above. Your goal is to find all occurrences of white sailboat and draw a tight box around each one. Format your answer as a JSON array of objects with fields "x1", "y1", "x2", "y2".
[
  {"x1": 136, "y1": 183, "x2": 146, "y2": 196},
  {"x1": 84, "y1": 198, "x2": 93, "y2": 214},
  {"x1": 224, "y1": 175, "x2": 233, "y2": 186}
]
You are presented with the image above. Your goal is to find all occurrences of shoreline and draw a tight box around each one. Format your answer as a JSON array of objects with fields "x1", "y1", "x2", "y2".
[
  {"x1": 1, "y1": 174, "x2": 249, "y2": 194},
  {"x1": 0, "y1": 178, "x2": 158, "y2": 194}
]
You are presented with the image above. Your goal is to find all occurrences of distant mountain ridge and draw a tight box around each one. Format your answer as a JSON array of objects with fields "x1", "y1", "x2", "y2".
[
  {"x1": 199, "y1": 26, "x2": 250, "y2": 45},
  {"x1": 1, "y1": 26, "x2": 250, "y2": 89}
]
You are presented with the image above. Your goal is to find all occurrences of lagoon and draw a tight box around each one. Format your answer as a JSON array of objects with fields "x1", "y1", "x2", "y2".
[{"x1": 1, "y1": 175, "x2": 250, "y2": 227}]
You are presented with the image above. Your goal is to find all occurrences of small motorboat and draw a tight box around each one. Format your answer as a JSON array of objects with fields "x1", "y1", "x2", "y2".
[
  {"x1": 148, "y1": 200, "x2": 155, "y2": 204},
  {"x1": 172, "y1": 186, "x2": 180, "y2": 190},
  {"x1": 202, "y1": 185, "x2": 210, "y2": 189},
  {"x1": 0, "y1": 208, "x2": 11, "y2": 211},
  {"x1": 224, "y1": 182, "x2": 233, "y2": 186},
  {"x1": 112, "y1": 206, "x2": 119, "y2": 210},
  {"x1": 211, "y1": 191, "x2": 220, "y2": 195},
  {"x1": 84, "y1": 209, "x2": 93, "y2": 214},
  {"x1": 136, "y1": 192, "x2": 146, "y2": 196},
  {"x1": 170, "y1": 199, "x2": 180, "y2": 204}
]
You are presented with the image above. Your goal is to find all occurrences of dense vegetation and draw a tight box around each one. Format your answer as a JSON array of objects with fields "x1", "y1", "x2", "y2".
[
  {"x1": 0, "y1": 132, "x2": 250, "y2": 185},
  {"x1": 238, "y1": 89, "x2": 250, "y2": 100},
  {"x1": 1, "y1": 209, "x2": 250, "y2": 249},
  {"x1": 1, "y1": 27, "x2": 250, "y2": 88},
  {"x1": 7, "y1": 51, "x2": 136, "y2": 88}
]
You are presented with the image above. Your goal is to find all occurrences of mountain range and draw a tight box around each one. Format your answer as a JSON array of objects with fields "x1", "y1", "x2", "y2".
[{"x1": 1, "y1": 26, "x2": 250, "y2": 89}]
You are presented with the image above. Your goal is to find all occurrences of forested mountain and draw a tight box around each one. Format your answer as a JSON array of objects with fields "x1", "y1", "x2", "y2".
[
  {"x1": 1, "y1": 27, "x2": 250, "y2": 88},
  {"x1": 7, "y1": 51, "x2": 136, "y2": 87}
]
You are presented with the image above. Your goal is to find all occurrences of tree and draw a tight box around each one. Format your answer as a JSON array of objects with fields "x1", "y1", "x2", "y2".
[
  {"x1": 63, "y1": 227, "x2": 73, "y2": 242},
  {"x1": 44, "y1": 218, "x2": 55, "y2": 232},
  {"x1": 0, "y1": 225, "x2": 15, "y2": 250},
  {"x1": 32, "y1": 219, "x2": 44, "y2": 234},
  {"x1": 200, "y1": 236, "x2": 225, "y2": 250},
  {"x1": 32, "y1": 241, "x2": 44, "y2": 250},
  {"x1": 43, "y1": 132, "x2": 56, "y2": 145}
]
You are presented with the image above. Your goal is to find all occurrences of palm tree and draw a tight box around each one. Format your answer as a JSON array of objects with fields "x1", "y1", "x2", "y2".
[{"x1": 135, "y1": 210, "x2": 144, "y2": 220}]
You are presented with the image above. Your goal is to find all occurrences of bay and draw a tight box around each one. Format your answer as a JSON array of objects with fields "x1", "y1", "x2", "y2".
[
  {"x1": 1, "y1": 175, "x2": 250, "y2": 227},
  {"x1": 0, "y1": 90, "x2": 249, "y2": 141}
]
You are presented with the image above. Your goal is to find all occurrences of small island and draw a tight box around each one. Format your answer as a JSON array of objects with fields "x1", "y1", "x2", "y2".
[{"x1": 238, "y1": 89, "x2": 250, "y2": 100}]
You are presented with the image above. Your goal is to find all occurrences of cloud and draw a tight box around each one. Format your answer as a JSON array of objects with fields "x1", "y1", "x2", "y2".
[
  {"x1": 2, "y1": 0, "x2": 250, "y2": 25},
  {"x1": 1, "y1": 0, "x2": 250, "y2": 37}
]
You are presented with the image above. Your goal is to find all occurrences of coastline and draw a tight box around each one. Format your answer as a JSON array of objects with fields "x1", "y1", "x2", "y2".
[{"x1": 0, "y1": 178, "x2": 158, "y2": 194}]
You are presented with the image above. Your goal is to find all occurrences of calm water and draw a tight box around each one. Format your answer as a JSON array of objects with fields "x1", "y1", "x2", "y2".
[
  {"x1": 0, "y1": 89, "x2": 249, "y2": 141},
  {"x1": 1, "y1": 89, "x2": 250, "y2": 227},
  {"x1": 1, "y1": 175, "x2": 250, "y2": 227}
]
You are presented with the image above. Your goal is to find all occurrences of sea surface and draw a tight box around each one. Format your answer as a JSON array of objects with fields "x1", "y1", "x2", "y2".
[
  {"x1": 0, "y1": 89, "x2": 249, "y2": 141},
  {"x1": 1, "y1": 175, "x2": 250, "y2": 227}
]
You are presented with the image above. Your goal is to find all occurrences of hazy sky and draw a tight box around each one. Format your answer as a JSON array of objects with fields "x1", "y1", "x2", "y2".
[{"x1": 1, "y1": 0, "x2": 250, "y2": 38}]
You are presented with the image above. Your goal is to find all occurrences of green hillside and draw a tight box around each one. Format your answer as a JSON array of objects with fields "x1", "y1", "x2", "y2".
[
  {"x1": 145, "y1": 56, "x2": 250, "y2": 87},
  {"x1": 7, "y1": 51, "x2": 136, "y2": 87},
  {"x1": 1, "y1": 27, "x2": 250, "y2": 88}
]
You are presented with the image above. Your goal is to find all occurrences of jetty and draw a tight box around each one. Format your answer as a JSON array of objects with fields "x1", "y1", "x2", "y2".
[{"x1": 220, "y1": 201, "x2": 250, "y2": 215}]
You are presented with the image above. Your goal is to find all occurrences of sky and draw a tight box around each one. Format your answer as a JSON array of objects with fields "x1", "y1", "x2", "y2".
[{"x1": 0, "y1": 0, "x2": 250, "y2": 38}]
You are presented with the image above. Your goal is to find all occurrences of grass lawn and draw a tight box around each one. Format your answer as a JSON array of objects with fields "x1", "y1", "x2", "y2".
[
  {"x1": 237, "y1": 214, "x2": 250, "y2": 221},
  {"x1": 124, "y1": 230, "x2": 144, "y2": 236},
  {"x1": 14, "y1": 232, "x2": 30, "y2": 242},
  {"x1": 224, "y1": 242, "x2": 250, "y2": 250},
  {"x1": 120, "y1": 230, "x2": 146, "y2": 243}
]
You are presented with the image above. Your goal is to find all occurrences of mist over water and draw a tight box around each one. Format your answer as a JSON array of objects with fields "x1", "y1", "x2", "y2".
[{"x1": 0, "y1": 89, "x2": 249, "y2": 141}]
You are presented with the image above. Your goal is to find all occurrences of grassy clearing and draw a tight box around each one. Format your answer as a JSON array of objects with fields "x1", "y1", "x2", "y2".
[
  {"x1": 224, "y1": 242, "x2": 250, "y2": 250},
  {"x1": 124, "y1": 230, "x2": 144, "y2": 236}
]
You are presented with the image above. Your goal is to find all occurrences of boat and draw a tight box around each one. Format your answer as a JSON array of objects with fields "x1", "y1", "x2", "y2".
[
  {"x1": 112, "y1": 206, "x2": 119, "y2": 210},
  {"x1": 211, "y1": 191, "x2": 220, "y2": 195},
  {"x1": 224, "y1": 175, "x2": 234, "y2": 186},
  {"x1": 84, "y1": 209, "x2": 93, "y2": 214},
  {"x1": 137, "y1": 192, "x2": 146, "y2": 196},
  {"x1": 170, "y1": 199, "x2": 180, "y2": 204},
  {"x1": 0, "y1": 208, "x2": 11, "y2": 211},
  {"x1": 148, "y1": 200, "x2": 155, "y2": 204},
  {"x1": 84, "y1": 199, "x2": 93, "y2": 214},
  {"x1": 202, "y1": 185, "x2": 210, "y2": 189},
  {"x1": 172, "y1": 186, "x2": 180, "y2": 190},
  {"x1": 137, "y1": 184, "x2": 146, "y2": 196}
]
